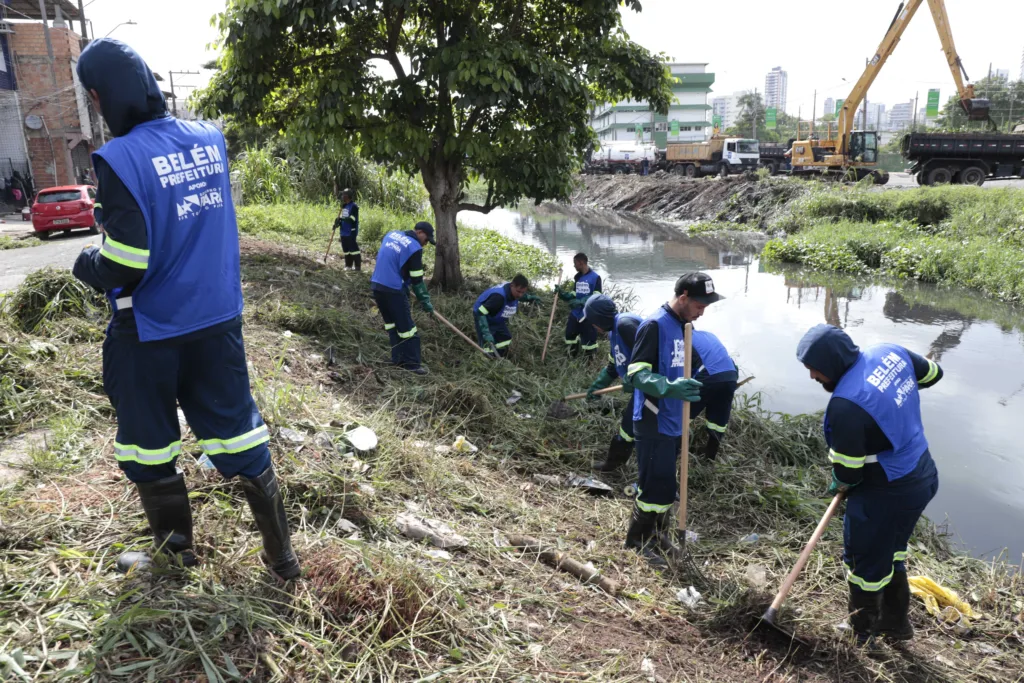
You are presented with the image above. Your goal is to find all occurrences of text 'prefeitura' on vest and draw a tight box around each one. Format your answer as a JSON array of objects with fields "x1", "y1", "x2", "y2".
[{"x1": 151, "y1": 144, "x2": 225, "y2": 188}]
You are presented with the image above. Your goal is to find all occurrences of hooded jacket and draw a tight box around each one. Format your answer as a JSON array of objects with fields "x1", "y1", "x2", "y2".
[
  {"x1": 797, "y1": 324, "x2": 943, "y2": 487},
  {"x1": 72, "y1": 40, "x2": 166, "y2": 298}
]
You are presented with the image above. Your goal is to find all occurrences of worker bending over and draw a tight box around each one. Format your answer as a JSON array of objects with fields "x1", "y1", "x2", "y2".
[
  {"x1": 797, "y1": 324, "x2": 941, "y2": 643},
  {"x1": 581, "y1": 294, "x2": 641, "y2": 472},
  {"x1": 624, "y1": 273, "x2": 719, "y2": 565},
  {"x1": 335, "y1": 188, "x2": 360, "y2": 270},
  {"x1": 370, "y1": 222, "x2": 435, "y2": 375},
  {"x1": 559, "y1": 253, "x2": 602, "y2": 357},
  {"x1": 72, "y1": 39, "x2": 299, "y2": 580},
  {"x1": 472, "y1": 274, "x2": 541, "y2": 357},
  {"x1": 689, "y1": 330, "x2": 738, "y2": 460}
]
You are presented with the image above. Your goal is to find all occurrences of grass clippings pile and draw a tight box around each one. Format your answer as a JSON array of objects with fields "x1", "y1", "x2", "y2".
[{"x1": 0, "y1": 215, "x2": 1021, "y2": 681}]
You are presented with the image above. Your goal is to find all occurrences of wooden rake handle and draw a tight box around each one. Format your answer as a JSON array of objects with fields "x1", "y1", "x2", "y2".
[
  {"x1": 563, "y1": 385, "x2": 624, "y2": 401},
  {"x1": 767, "y1": 493, "x2": 844, "y2": 613},
  {"x1": 541, "y1": 267, "x2": 563, "y2": 362},
  {"x1": 677, "y1": 322, "x2": 693, "y2": 532},
  {"x1": 432, "y1": 311, "x2": 492, "y2": 358}
]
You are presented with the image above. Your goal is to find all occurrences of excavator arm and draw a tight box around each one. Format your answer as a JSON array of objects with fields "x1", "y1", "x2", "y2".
[{"x1": 925, "y1": 0, "x2": 990, "y2": 121}]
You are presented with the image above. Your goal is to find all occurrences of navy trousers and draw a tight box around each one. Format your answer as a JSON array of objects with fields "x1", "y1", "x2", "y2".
[
  {"x1": 565, "y1": 312, "x2": 598, "y2": 353},
  {"x1": 843, "y1": 451, "x2": 939, "y2": 591},
  {"x1": 617, "y1": 394, "x2": 635, "y2": 445},
  {"x1": 634, "y1": 434, "x2": 681, "y2": 513},
  {"x1": 373, "y1": 288, "x2": 422, "y2": 369},
  {"x1": 103, "y1": 321, "x2": 271, "y2": 483},
  {"x1": 476, "y1": 319, "x2": 512, "y2": 357}
]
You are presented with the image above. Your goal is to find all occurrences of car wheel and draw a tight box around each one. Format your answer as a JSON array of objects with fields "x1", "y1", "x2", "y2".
[
  {"x1": 38, "y1": 231, "x2": 50, "y2": 241},
  {"x1": 88, "y1": 224, "x2": 100, "y2": 235}
]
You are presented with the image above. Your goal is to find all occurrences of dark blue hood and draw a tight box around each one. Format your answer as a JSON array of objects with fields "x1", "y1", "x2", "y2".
[
  {"x1": 77, "y1": 39, "x2": 167, "y2": 138},
  {"x1": 796, "y1": 324, "x2": 861, "y2": 382},
  {"x1": 582, "y1": 294, "x2": 617, "y2": 332}
]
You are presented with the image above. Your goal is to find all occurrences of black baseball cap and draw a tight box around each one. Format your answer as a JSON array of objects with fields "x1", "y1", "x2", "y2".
[
  {"x1": 674, "y1": 272, "x2": 724, "y2": 304},
  {"x1": 414, "y1": 221, "x2": 436, "y2": 245}
]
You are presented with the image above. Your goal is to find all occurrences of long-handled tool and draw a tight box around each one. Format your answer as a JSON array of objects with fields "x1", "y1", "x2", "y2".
[
  {"x1": 757, "y1": 492, "x2": 844, "y2": 640},
  {"x1": 562, "y1": 385, "x2": 623, "y2": 402},
  {"x1": 540, "y1": 267, "x2": 563, "y2": 362},
  {"x1": 432, "y1": 311, "x2": 493, "y2": 358},
  {"x1": 323, "y1": 185, "x2": 345, "y2": 264},
  {"x1": 677, "y1": 322, "x2": 693, "y2": 550}
]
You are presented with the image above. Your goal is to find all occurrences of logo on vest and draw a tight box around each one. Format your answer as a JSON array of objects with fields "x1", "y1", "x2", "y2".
[
  {"x1": 152, "y1": 144, "x2": 225, "y2": 188},
  {"x1": 576, "y1": 281, "x2": 591, "y2": 296},
  {"x1": 614, "y1": 344, "x2": 627, "y2": 366},
  {"x1": 672, "y1": 339, "x2": 686, "y2": 368},
  {"x1": 502, "y1": 304, "x2": 517, "y2": 318},
  {"x1": 176, "y1": 187, "x2": 225, "y2": 220},
  {"x1": 866, "y1": 350, "x2": 907, "y2": 393}
]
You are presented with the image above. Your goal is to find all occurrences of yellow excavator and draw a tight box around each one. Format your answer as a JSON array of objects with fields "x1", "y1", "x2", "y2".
[{"x1": 790, "y1": 0, "x2": 990, "y2": 184}]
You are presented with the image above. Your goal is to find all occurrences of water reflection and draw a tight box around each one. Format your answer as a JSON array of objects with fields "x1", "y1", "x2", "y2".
[{"x1": 459, "y1": 206, "x2": 1024, "y2": 561}]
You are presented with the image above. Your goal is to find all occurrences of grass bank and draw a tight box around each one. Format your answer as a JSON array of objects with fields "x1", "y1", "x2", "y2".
[
  {"x1": 1, "y1": 203, "x2": 1022, "y2": 681},
  {"x1": 762, "y1": 185, "x2": 1024, "y2": 304}
]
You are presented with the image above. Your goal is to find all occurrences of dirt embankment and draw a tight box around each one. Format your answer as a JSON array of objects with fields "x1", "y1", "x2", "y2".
[{"x1": 571, "y1": 173, "x2": 807, "y2": 228}]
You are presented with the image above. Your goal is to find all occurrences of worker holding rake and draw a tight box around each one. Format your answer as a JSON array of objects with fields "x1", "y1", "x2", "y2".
[
  {"x1": 797, "y1": 324, "x2": 942, "y2": 643},
  {"x1": 471, "y1": 274, "x2": 541, "y2": 358}
]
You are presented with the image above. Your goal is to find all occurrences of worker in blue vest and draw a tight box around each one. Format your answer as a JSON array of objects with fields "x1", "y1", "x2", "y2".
[
  {"x1": 70, "y1": 39, "x2": 299, "y2": 580},
  {"x1": 689, "y1": 330, "x2": 739, "y2": 461},
  {"x1": 370, "y1": 222, "x2": 435, "y2": 375},
  {"x1": 559, "y1": 253, "x2": 602, "y2": 357},
  {"x1": 797, "y1": 324, "x2": 942, "y2": 643},
  {"x1": 580, "y1": 294, "x2": 642, "y2": 471},
  {"x1": 472, "y1": 274, "x2": 541, "y2": 357},
  {"x1": 624, "y1": 273, "x2": 719, "y2": 565},
  {"x1": 334, "y1": 188, "x2": 361, "y2": 271}
]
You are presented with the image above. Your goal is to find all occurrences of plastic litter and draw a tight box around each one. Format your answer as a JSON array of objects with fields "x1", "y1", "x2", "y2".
[
  {"x1": 506, "y1": 390, "x2": 523, "y2": 406},
  {"x1": 909, "y1": 575, "x2": 976, "y2": 625},
  {"x1": 278, "y1": 428, "x2": 306, "y2": 444},
  {"x1": 739, "y1": 533, "x2": 759, "y2": 544},
  {"x1": 676, "y1": 586, "x2": 702, "y2": 608},
  {"x1": 453, "y1": 435, "x2": 478, "y2": 453},
  {"x1": 396, "y1": 512, "x2": 468, "y2": 549},
  {"x1": 344, "y1": 426, "x2": 378, "y2": 453},
  {"x1": 197, "y1": 454, "x2": 216, "y2": 470}
]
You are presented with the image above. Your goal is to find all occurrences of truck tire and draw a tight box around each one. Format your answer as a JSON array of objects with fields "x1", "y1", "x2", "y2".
[
  {"x1": 670, "y1": 164, "x2": 686, "y2": 176},
  {"x1": 870, "y1": 170, "x2": 889, "y2": 186},
  {"x1": 915, "y1": 171, "x2": 927, "y2": 186},
  {"x1": 766, "y1": 161, "x2": 779, "y2": 176},
  {"x1": 684, "y1": 164, "x2": 697, "y2": 178},
  {"x1": 926, "y1": 167, "x2": 953, "y2": 185},
  {"x1": 959, "y1": 166, "x2": 986, "y2": 186},
  {"x1": 719, "y1": 164, "x2": 729, "y2": 179},
  {"x1": 613, "y1": 166, "x2": 627, "y2": 175}
]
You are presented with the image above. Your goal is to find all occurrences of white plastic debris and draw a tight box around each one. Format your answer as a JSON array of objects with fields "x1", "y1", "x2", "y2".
[
  {"x1": 396, "y1": 512, "x2": 468, "y2": 549},
  {"x1": 640, "y1": 657, "x2": 656, "y2": 679},
  {"x1": 282, "y1": 330, "x2": 294, "y2": 338},
  {"x1": 344, "y1": 426, "x2": 378, "y2": 453},
  {"x1": 676, "y1": 586, "x2": 703, "y2": 608},
  {"x1": 278, "y1": 428, "x2": 306, "y2": 444},
  {"x1": 685, "y1": 530, "x2": 700, "y2": 544},
  {"x1": 336, "y1": 518, "x2": 359, "y2": 534},
  {"x1": 314, "y1": 432, "x2": 335, "y2": 450},
  {"x1": 740, "y1": 533, "x2": 760, "y2": 544},
  {"x1": 424, "y1": 548, "x2": 453, "y2": 561},
  {"x1": 197, "y1": 454, "x2": 216, "y2": 470},
  {"x1": 506, "y1": 390, "x2": 523, "y2": 406},
  {"x1": 453, "y1": 435, "x2": 478, "y2": 453},
  {"x1": 744, "y1": 564, "x2": 768, "y2": 589}
]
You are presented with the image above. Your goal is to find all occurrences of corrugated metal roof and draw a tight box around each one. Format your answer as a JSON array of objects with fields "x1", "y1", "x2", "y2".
[{"x1": 5, "y1": 1, "x2": 82, "y2": 21}]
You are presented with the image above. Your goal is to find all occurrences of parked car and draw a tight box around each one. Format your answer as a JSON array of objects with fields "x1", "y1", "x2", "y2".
[{"x1": 31, "y1": 185, "x2": 98, "y2": 239}]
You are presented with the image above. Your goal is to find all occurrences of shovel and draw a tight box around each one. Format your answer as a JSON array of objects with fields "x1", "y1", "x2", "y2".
[{"x1": 755, "y1": 492, "x2": 844, "y2": 642}]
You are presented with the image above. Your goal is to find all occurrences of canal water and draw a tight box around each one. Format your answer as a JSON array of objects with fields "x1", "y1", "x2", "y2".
[{"x1": 459, "y1": 206, "x2": 1024, "y2": 563}]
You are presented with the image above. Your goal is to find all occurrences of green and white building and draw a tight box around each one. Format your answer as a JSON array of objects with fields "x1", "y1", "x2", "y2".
[{"x1": 590, "y1": 63, "x2": 715, "y2": 149}]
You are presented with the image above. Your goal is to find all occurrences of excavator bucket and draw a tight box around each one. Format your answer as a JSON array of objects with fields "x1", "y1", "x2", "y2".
[{"x1": 962, "y1": 98, "x2": 991, "y2": 121}]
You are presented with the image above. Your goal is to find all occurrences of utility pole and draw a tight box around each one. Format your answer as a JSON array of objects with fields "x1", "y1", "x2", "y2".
[
  {"x1": 811, "y1": 89, "x2": 817, "y2": 136},
  {"x1": 752, "y1": 88, "x2": 758, "y2": 140},
  {"x1": 912, "y1": 91, "x2": 919, "y2": 132},
  {"x1": 168, "y1": 70, "x2": 200, "y2": 117}
]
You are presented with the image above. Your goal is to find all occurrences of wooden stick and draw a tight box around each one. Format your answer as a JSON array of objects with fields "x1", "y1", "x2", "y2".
[
  {"x1": 323, "y1": 187, "x2": 345, "y2": 264},
  {"x1": 737, "y1": 375, "x2": 755, "y2": 388},
  {"x1": 677, "y1": 322, "x2": 693, "y2": 534},
  {"x1": 540, "y1": 267, "x2": 563, "y2": 362},
  {"x1": 431, "y1": 311, "x2": 492, "y2": 357},
  {"x1": 563, "y1": 385, "x2": 623, "y2": 401},
  {"x1": 509, "y1": 535, "x2": 620, "y2": 595},
  {"x1": 764, "y1": 493, "x2": 844, "y2": 619}
]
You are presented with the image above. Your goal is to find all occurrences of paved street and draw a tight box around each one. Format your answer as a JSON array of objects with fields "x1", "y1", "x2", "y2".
[
  {"x1": 0, "y1": 231, "x2": 94, "y2": 292},
  {"x1": 884, "y1": 171, "x2": 1024, "y2": 189}
]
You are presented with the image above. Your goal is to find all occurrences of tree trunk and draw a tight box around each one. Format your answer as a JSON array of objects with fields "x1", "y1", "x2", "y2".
[{"x1": 422, "y1": 161, "x2": 463, "y2": 292}]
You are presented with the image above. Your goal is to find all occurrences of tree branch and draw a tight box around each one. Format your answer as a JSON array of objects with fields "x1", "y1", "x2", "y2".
[
  {"x1": 457, "y1": 202, "x2": 500, "y2": 214},
  {"x1": 385, "y1": 6, "x2": 407, "y2": 79}
]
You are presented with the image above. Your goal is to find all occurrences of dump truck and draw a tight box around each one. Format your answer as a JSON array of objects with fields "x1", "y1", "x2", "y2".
[
  {"x1": 758, "y1": 143, "x2": 792, "y2": 174},
  {"x1": 659, "y1": 135, "x2": 760, "y2": 178},
  {"x1": 901, "y1": 131, "x2": 1024, "y2": 185}
]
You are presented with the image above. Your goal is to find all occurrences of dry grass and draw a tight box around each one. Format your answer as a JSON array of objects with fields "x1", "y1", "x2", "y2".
[{"x1": 0, "y1": 233, "x2": 1021, "y2": 681}]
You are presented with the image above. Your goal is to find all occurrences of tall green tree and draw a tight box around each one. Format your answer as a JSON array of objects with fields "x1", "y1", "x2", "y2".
[
  {"x1": 937, "y1": 76, "x2": 1024, "y2": 132},
  {"x1": 198, "y1": 0, "x2": 672, "y2": 290}
]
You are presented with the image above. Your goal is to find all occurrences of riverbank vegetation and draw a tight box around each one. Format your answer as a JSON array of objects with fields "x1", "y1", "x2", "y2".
[{"x1": 2, "y1": 200, "x2": 1022, "y2": 681}]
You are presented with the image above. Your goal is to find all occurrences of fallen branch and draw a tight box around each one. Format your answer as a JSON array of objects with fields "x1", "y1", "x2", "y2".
[{"x1": 508, "y1": 535, "x2": 619, "y2": 595}]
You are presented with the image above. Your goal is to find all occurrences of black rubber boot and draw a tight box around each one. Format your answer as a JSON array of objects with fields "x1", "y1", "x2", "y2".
[
  {"x1": 624, "y1": 504, "x2": 668, "y2": 568},
  {"x1": 353, "y1": 254, "x2": 362, "y2": 271},
  {"x1": 239, "y1": 464, "x2": 301, "y2": 581},
  {"x1": 654, "y1": 511, "x2": 684, "y2": 563},
  {"x1": 593, "y1": 437, "x2": 633, "y2": 472},
  {"x1": 848, "y1": 583, "x2": 884, "y2": 644},
  {"x1": 117, "y1": 472, "x2": 198, "y2": 573},
  {"x1": 702, "y1": 429, "x2": 722, "y2": 461},
  {"x1": 877, "y1": 571, "x2": 914, "y2": 641},
  {"x1": 343, "y1": 254, "x2": 353, "y2": 270}
]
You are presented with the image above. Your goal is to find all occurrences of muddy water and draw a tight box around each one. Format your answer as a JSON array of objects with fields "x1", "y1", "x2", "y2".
[{"x1": 459, "y1": 206, "x2": 1024, "y2": 562}]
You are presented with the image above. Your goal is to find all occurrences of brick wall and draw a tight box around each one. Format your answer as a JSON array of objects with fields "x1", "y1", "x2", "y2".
[{"x1": 11, "y1": 23, "x2": 90, "y2": 188}]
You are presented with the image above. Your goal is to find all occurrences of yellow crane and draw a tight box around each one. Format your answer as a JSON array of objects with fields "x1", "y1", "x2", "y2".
[{"x1": 790, "y1": 0, "x2": 990, "y2": 183}]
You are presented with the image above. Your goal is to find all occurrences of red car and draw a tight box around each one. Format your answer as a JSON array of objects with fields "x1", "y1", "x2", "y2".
[{"x1": 31, "y1": 185, "x2": 99, "y2": 239}]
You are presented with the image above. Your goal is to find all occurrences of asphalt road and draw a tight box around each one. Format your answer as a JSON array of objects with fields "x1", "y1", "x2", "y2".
[
  {"x1": 0, "y1": 231, "x2": 95, "y2": 292},
  {"x1": 884, "y1": 172, "x2": 1024, "y2": 189}
]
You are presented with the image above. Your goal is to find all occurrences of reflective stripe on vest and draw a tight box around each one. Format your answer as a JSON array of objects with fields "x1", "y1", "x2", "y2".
[
  {"x1": 473, "y1": 284, "x2": 518, "y2": 324},
  {"x1": 609, "y1": 313, "x2": 641, "y2": 379},
  {"x1": 339, "y1": 202, "x2": 358, "y2": 236},
  {"x1": 95, "y1": 117, "x2": 241, "y2": 342},
  {"x1": 371, "y1": 231, "x2": 422, "y2": 290},
  {"x1": 826, "y1": 344, "x2": 928, "y2": 481}
]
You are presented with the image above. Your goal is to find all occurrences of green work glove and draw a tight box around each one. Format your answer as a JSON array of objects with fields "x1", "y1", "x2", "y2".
[
  {"x1": 333, "y1": 217, "x2": 343, "y2": 230},
  {"x1": 826, "y1": 471, "x2": 857, "y2": 497},
  {"x1": 521, "y1": 293, "x2": 542, "y2": 304},
  {"x1": 631, "y1": 368, "x2": 703, "y2": 402},
  {"x1": 558, "y1": 288, "x2": 576, "y2": 302},
  {"x1": 586, "y1": 366, "x2": 616, "y2": 400},
  {"x1": 411, "y1": 282, "x2": 433, "y2": 314},
  {"x1": 620, "y1": 374, "x2": 634, "y2": 392}
]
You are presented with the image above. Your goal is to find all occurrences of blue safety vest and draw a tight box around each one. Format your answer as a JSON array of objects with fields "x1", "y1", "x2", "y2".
[
  {"x1": 692, "y1": 330, "x2": 736, "y2": 378},
  {"x1": 632, "y1": 305, "x2": 687, "y2": 436},
  {"x1": 827, "y1": 344, "x2": 929, "y2": 481},
  {"x1": 570, "y1": 269, "x2": 601, "y2": 320},
  {"x1": 371, "y1": 231, "x2": 422, "y2": 291},
  {"x1": 473, "y1": 284, "x2": 518, "y2": 324},
  {"x1": 609, "y1": 313, "x2": 641, "y2": 379},
  {"x1": 340, "y1": 201, "x2": 358, "y2": 237},
  {"x1": 94, "y1": 117, "x2": 241, "y2": 342}
]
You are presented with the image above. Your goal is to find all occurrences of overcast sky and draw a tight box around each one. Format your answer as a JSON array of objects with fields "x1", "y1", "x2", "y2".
[{"x1": 79, "y1": 0, "x2": 1024, "y2": 116}]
